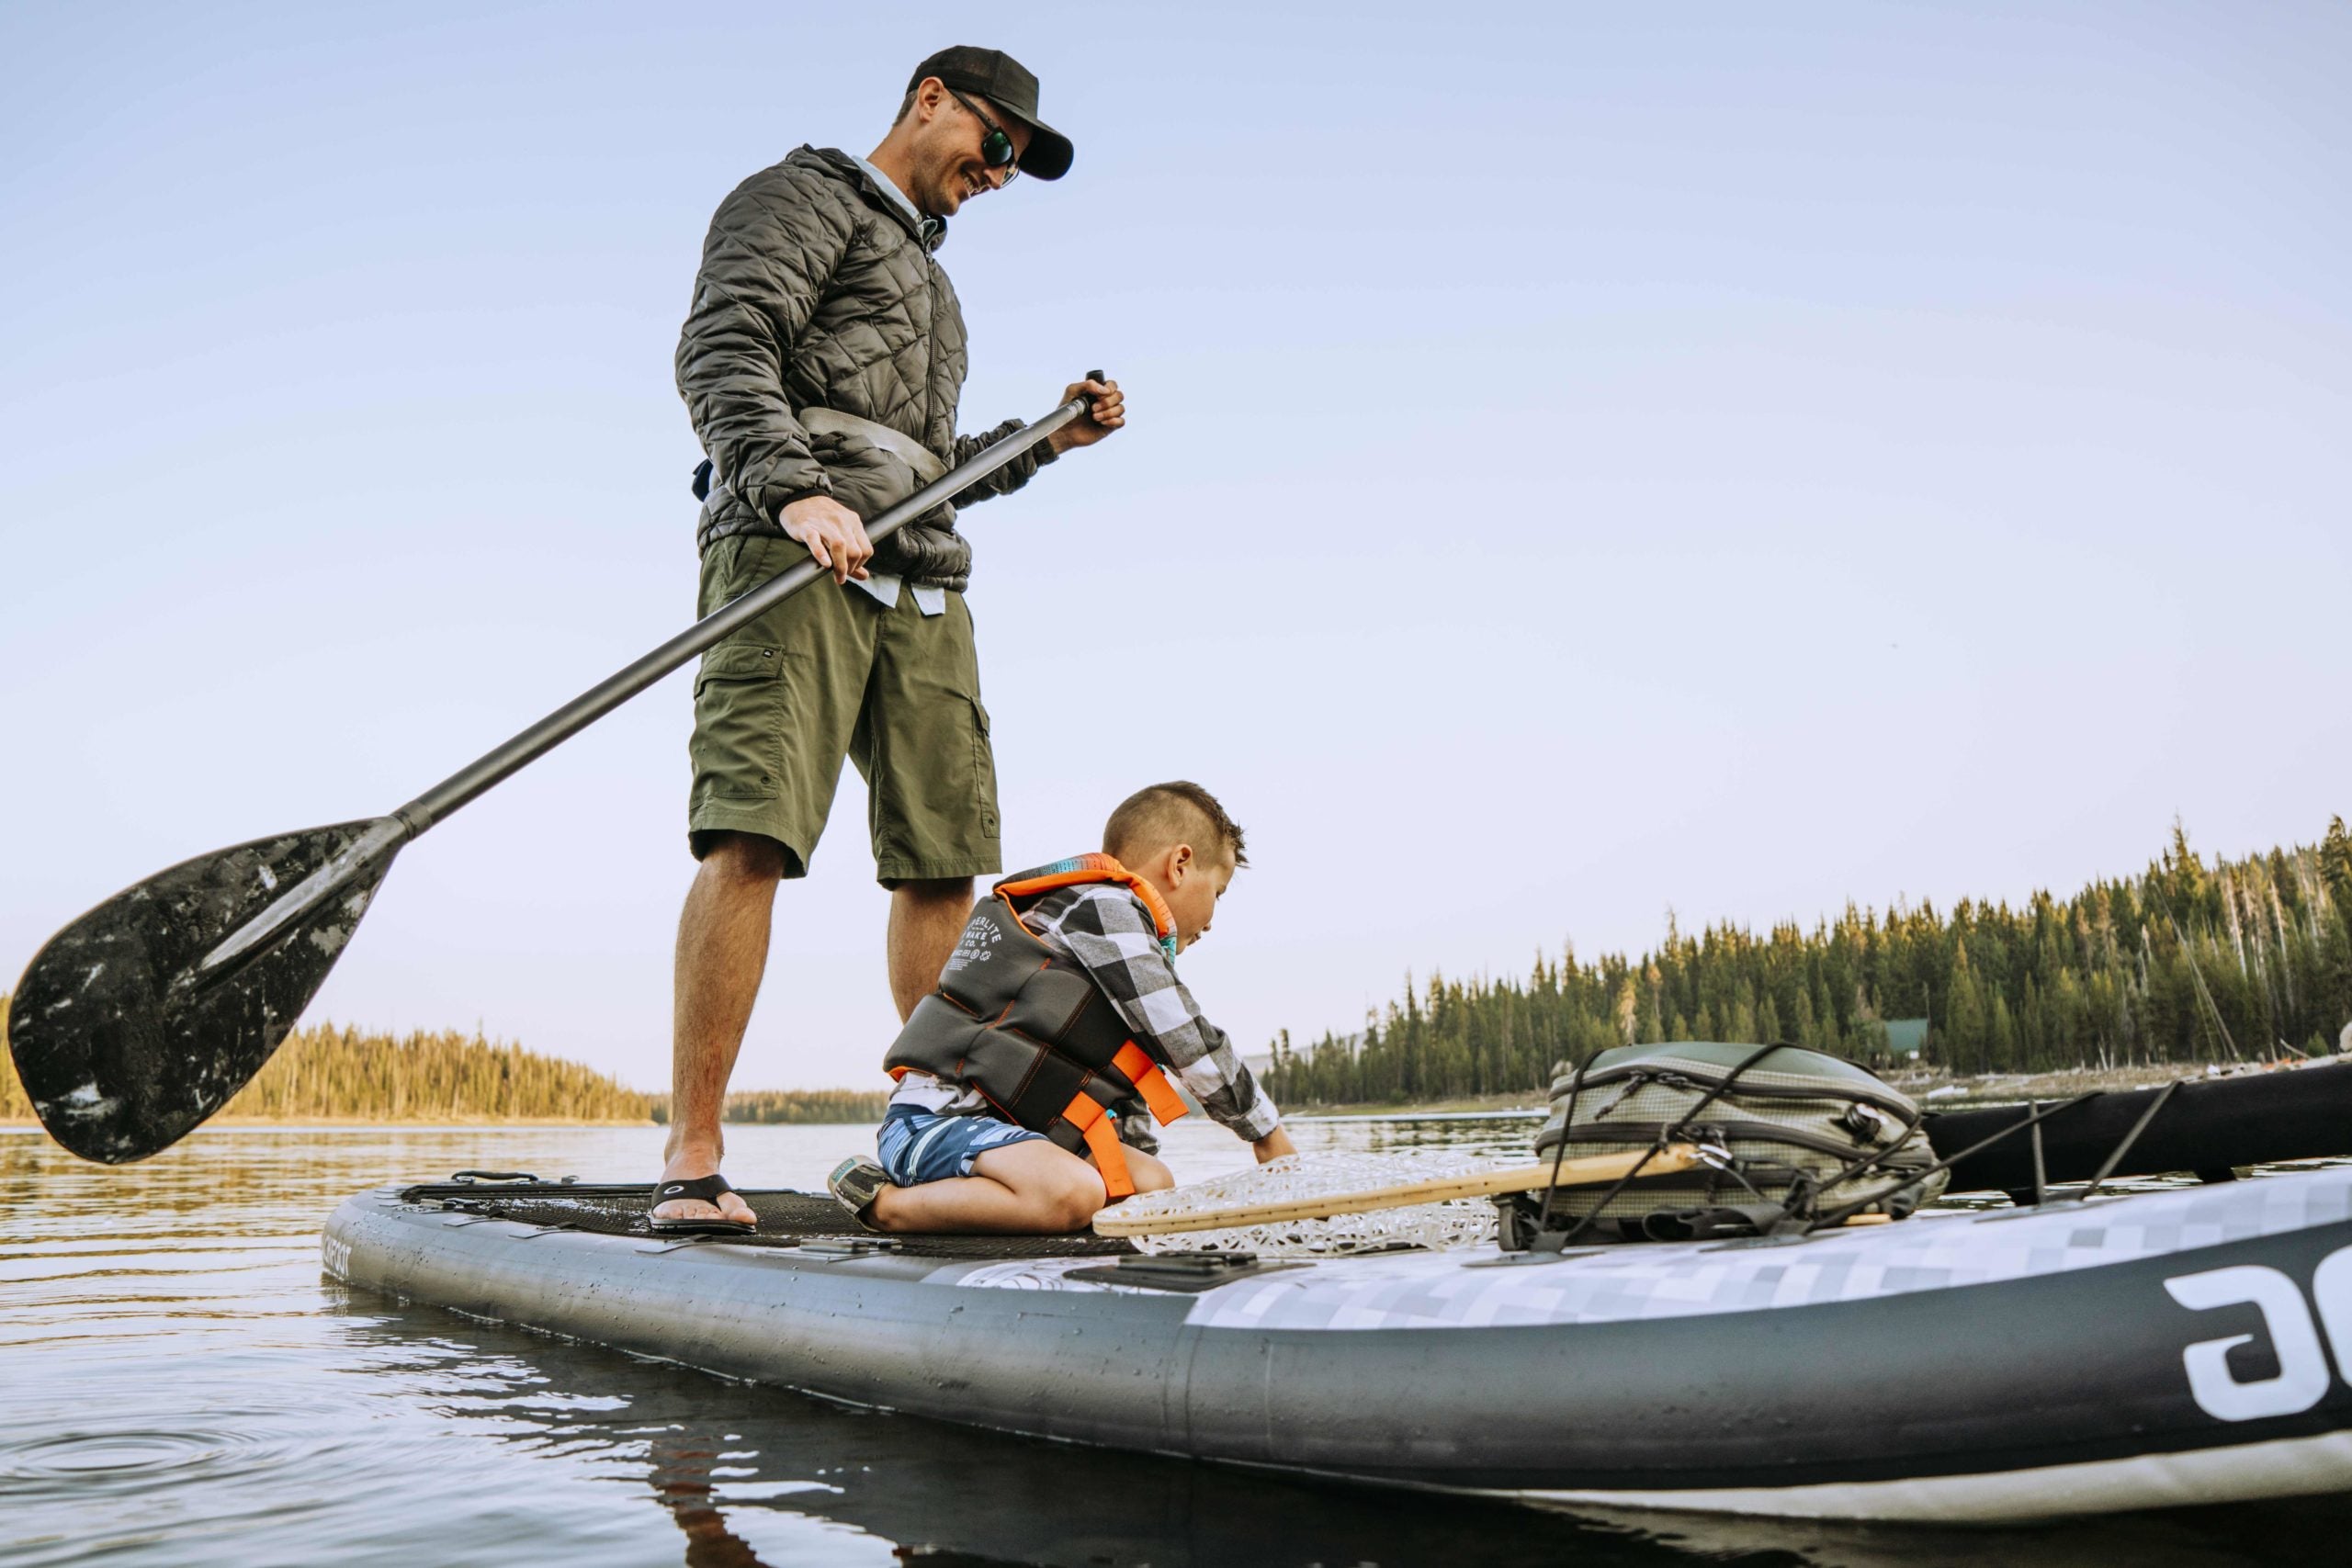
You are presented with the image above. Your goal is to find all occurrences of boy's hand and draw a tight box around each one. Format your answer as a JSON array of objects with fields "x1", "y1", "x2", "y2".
[
  {"x1": 1250, "y1": 1127, "x2": 1297, "y2": 1165},
  {"x1": 1047, "y1": 377, "x2": 1124, "y2": 453}
]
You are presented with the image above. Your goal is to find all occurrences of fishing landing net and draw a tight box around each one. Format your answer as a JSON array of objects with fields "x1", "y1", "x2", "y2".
[{"x1": 1108, "y1": 1151, "x2": 1505, "y2": 1256}]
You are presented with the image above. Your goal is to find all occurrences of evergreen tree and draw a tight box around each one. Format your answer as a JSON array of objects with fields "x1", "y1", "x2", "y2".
[
  {"x1": 1261, "y1": 821, "x2": 2352, "y2": 1107},
  {"x1": 0, "y1": 1003, "x2": 897, "y2": 1126}
]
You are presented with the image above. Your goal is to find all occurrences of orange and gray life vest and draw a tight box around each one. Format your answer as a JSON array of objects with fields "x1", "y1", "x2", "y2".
[{"x1": 881, "y1": 854, "x2": 1191, "y2": 1199}]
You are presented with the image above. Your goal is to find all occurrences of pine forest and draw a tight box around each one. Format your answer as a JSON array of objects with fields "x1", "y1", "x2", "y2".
[
  {"x1": 0, "y1": 1019, "x2": 658, "y2": 1123},
  {"x1": 1265, "y1": 819, "x2": 2352, "y2": 1109},
  {"x1": 651, "y1": 1089, "x2": 891, "y2": 1125},
  {"x1": 0, "y1": 1002, "x2": 886, "y2": 1126}
]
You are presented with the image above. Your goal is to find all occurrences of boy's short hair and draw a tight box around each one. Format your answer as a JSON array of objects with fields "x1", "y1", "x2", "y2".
[{"x1": 1103, "y1": 782, "x2": 1248, "y2": 869}]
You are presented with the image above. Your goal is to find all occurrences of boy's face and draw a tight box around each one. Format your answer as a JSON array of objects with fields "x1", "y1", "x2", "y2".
[{"x1": 1159, "y1": 844, "x2": 1236, "y2": 953}]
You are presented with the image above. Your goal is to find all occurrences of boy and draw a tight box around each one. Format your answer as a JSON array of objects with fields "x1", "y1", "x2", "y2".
[{"x1": 829, "y1": 782, "x2": 1295, "y2": 1233}]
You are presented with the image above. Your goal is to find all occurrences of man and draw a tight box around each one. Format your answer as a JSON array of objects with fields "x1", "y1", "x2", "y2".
[{"x1": 653, "y1": 47, "x2": 1125, "y2": 1232}]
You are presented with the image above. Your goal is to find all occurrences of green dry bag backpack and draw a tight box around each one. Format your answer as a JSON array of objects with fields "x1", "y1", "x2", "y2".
[{"x1": 1519, "y1": 1041, "x2": 1947, "y2": 1244}]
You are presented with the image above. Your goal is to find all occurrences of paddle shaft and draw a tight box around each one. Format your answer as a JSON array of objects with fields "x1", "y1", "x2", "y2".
[{"x1": 193, "y1": 386, "x2": 1096, "y2": 980}]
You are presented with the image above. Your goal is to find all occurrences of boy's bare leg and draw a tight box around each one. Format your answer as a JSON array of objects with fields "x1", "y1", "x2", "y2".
[
  {"x1": 887, "y1": 876, "x2": 975, "y2": 1021},
  {"x1": 869, "y1": 1141, "x2": 1108, "y2": 1234},
  {"x1": 1121, "y1": 1148, "x2": 1176, "y2": 1194},
  {"x1": 656, "y1": 833, "x2": 786, "y2": 1226},
  {"x1": 868, "y1": 1142, "x2": 1177, "y2": 1234}
]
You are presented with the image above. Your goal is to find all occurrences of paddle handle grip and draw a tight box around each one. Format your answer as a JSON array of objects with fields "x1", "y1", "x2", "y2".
[{"x1": 392, "y1": 388, "x2": 1097, "y2": 836}]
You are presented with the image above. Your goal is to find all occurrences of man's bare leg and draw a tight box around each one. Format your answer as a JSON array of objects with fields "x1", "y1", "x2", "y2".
[
  {"x1": 656, "y1": 833, "x2": 786, "y2": 1226},
  {"x1": 887, "y1": 875, "x2": 975, "y2": 1022},
  {"x1": 865, "y1": 1144, "x2": 1173, "y2": 1235}
]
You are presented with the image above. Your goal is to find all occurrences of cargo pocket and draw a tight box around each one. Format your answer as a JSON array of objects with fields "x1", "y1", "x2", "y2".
[
  {"x1": 691, "y1": 643, "x2": 787, "y2": 801},
  {"x1": 970, "y1": 695, "x2": 1001, "y2": 840}
]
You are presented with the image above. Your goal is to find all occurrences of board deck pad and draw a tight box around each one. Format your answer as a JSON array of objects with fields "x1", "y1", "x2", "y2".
[{"x1": 401, "y1": 1180, "x2": 1136, "y2": 1259}]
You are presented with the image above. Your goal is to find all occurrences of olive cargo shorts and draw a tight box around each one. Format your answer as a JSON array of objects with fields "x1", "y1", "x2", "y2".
[{"x1": 686, "y1": 534, "x2": 1001, "y2": 886}]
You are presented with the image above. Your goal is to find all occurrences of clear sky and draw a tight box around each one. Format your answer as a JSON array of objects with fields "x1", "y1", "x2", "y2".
[{"x1": 4, "y1": 3, "x2": 2346, "y2": 1093}]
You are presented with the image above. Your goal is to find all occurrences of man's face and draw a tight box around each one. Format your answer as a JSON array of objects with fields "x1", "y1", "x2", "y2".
[
  {"x1": 910, "y1": 82, "x2": 1032, "y2": 218},
  {"x1": 1165, "y1": 850, "x2": 1235, "y2": 953}
]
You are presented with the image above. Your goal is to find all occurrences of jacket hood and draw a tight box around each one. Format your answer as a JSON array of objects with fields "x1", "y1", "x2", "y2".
[{"x1": 792, "y1": 145, "x2": 946, "y2": 253}]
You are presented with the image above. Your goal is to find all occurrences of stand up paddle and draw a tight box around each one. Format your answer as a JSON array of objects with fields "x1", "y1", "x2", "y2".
[{"x1": 8, "y1": 379, "x2": 1104, "y2": 1164}]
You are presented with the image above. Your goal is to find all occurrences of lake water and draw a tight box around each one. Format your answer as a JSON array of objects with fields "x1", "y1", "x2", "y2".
[{"x1": 3, "y1": 1117, "x2": 2341, "y2": 1567}]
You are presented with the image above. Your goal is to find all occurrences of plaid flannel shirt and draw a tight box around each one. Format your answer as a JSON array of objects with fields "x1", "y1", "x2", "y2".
[{"x1": 888, "y1": 882, "x2": 1283, "y2": 1144}]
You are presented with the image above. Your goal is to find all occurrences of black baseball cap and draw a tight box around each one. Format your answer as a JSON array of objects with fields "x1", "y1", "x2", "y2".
[{"x1": 907, "y1": 46, "x2": 1074, "y2": 181}]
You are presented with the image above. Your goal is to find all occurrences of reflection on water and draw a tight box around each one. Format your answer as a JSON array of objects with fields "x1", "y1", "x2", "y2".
[{"x1": 2, "y1": 1120, "x2": 2343, "y2": 1566}]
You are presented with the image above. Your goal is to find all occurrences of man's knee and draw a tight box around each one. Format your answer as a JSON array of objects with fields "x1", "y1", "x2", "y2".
[
  {"x1": 893, "y1": 875, "x2": 974, "y2": 908},
  {"x1": 698, "y1": 831, "x2": 788, "y2": 886}
]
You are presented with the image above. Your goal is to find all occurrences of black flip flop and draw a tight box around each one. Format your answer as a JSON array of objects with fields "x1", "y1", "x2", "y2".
[{"x1": 649, "y1": 1173, "x2": 757, "y2": 1236}]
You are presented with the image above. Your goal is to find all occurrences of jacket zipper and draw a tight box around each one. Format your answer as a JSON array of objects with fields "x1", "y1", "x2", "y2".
[{"x1": 926, "y1": 260, "x2": 941, "y2": 449}]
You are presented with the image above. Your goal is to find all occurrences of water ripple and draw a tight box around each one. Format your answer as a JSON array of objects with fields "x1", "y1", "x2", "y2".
[{"x1": 0, "y1": 1426, "x2": 273, "y2": 1496}]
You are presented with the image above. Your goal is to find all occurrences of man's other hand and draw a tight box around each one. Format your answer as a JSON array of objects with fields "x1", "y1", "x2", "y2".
[
  {"x1": 779, "y1": 495, "x2": 875, "y2": 584},
  {"x1": 1048, "y1": 377, "x2": 1125, "y2": 454}
]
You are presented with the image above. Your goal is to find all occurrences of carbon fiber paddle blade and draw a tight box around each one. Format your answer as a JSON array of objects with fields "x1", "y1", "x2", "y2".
[{"x1": 7, "y1": 819, "x2": 400, "y2": 1164}]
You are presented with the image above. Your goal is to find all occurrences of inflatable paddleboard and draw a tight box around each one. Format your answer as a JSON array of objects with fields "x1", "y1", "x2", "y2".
[{"x1": 324, "y1": 1166, "x2": 2352, "y2": 1522}]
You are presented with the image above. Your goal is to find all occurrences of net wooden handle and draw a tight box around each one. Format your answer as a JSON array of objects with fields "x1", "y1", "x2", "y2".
[{"x1": 1092, "y1": 1144, "x2": 1703, "y2": 1238}]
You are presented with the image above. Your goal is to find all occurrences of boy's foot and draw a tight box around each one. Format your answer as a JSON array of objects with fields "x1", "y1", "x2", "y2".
[{"x1": 828, "y1": 1156, "x2": 891, "y2": 1233}]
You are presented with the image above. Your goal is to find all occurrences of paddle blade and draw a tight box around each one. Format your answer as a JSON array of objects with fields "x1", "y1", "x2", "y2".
[{"x1": 7, "y1": 819, "x2": 401, "y2": 1163}]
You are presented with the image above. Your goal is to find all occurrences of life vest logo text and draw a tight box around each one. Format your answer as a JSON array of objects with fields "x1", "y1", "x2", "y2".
[{"x1": 944, "y1": 918, "x2": 1006, "y2": 971}]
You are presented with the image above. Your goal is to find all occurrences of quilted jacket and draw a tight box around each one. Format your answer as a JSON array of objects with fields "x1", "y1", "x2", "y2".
[{"x1": 675, "y1": 146, "x2": 1055, "y2": 589}]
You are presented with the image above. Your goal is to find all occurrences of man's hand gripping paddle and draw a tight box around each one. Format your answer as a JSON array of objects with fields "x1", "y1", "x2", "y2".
[{"x1": 8, "y1": 379, "x2": 1105, "y2": 1163}]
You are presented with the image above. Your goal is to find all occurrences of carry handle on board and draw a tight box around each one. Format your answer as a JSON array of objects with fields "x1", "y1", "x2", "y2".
[{"x1": 7, "y1": 378, "x2": 1107, "y2": 1165}]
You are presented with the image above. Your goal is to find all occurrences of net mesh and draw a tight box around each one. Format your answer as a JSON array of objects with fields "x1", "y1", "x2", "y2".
[{"x1": 1114, "y1": 1151, "x2": 1503, "y2": 1256}]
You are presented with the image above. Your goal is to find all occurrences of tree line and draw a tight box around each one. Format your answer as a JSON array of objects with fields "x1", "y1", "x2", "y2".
[
  {"x1": 0, "y1": 995, "x2": 19, "y2": 1122},
  {"x1": 0, "y1": 1012, "x2": 652, "y2": 1122},
  {"x1": 209, "y1": 1022, "x2": 657, "y2": 1121},
  {"x1": 651, "y1": 1089, "x2": 891, "y2": 1125},
  {"x1": 0, "y1": 1000, "x2": 890, "y2": 1126},
  {"x1": 1265, "y1": 819, "x2": 2352, "y2": 1108}
]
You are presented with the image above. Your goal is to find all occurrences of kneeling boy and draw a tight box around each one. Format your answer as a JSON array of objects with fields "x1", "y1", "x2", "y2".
[{"x1": 830, "y1": 781, "x2": 1295, "y2": 1234}]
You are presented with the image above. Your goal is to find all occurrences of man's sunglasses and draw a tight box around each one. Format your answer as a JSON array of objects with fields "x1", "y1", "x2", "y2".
[{"x1": 946, "y1": 87, "x2": 1020, "y2": 183}]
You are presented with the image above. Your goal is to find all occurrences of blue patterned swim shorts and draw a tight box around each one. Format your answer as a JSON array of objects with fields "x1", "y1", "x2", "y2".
[{"x1": 876, "y1": 1105, "x2": 1047, "y2": 1186}]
